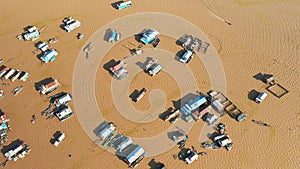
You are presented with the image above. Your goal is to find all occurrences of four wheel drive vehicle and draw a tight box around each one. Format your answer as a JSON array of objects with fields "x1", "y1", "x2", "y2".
[
  {"x1": 179, "y1": 50, "x2": 194, "y2": 63},
  {"x1": 53, "y1": 132, "x2": 65, "y2": 147},
  {"x1": 255, "y1": 92, "x2": 268, "y2": 103}
]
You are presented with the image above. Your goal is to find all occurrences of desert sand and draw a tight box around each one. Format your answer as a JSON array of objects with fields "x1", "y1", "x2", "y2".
[{"x1": 0, "y1": 0, "x2": 299, "y2": 169}]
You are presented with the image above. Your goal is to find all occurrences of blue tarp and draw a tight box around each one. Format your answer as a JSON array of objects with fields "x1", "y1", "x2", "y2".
[{"x1": 1, "y1": 123, "x2": 7, "y2": 129}]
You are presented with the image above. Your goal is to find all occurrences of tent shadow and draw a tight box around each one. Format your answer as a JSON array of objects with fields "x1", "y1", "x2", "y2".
[
  {"x1": 1, "y1": 139, "x2": 23, "y2": 155},
  {"x1": 111, "y1": 1, "x2": 122, "y2": 10},
  {"x1": 248, "y1": 89, "x2": 260, "y2": 102},
  {"x1": 103, "y1": 28, "x2": 113, "y2": 42},
  {"x1": 207, "y1": 131, "x2": 219, "y2": 141},
  {"x1": 174, "y1": 49, "x2": 185, "y2": 62},
  {"x1": 159, "y1": 107, "x2": 173, "y2": 121},
  {"x1": 172, "y1": 93, "x2": 199, "y2": 109},
  {"x1": 148, "y1": 158, "x2": 166, "y2": 169},
  {"x1": 135, "y1": 56, "x2": 152, "y2": 70},
  {"x1": 253, "y1": 73, "x2": 265, "y2": 83},
  {"x1": 49, "y1": 131, "x2": 62, "y2": 145},
  {"x1": 103, "y1": 59, "x2": 117, "y2": 72},
  {"x1": 129, "y1": 89, "x2": 140, "y2": 102}
]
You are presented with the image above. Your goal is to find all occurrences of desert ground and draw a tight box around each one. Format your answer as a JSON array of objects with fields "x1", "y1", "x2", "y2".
[{"x1": 0, "y1": 0, "x2": 299, "y2": 169}]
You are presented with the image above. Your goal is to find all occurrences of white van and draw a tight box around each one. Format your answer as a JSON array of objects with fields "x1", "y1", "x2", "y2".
[{"x1": 255, "y1": 92, "x2": 268, "y2": 103}]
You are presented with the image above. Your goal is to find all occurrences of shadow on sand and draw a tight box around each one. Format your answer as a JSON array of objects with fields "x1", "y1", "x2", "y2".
[
  {"x1": 174, "y1": 49, "x2": 185, "y2": 62},
  {"x1": 248, "y1": 89, "x2": 260, "y2": 101},
  {"x1": 49, "y1": 131, "x2": 63, "y2": 145},
  {"x1": 148, "y1": 158, "x2": 166, "y2": 169},
  {"x1": 1, "y1": 139, "x2": 23, "y2": 155},
  {"x1": 176, "y1": 36, "x2": 187, "y2": 46},
  {"x1": 167, "y1": 130, "x2": 185, "y2": 142},
  {"x1": 135, "y1": 56, "x2": 153, "y2": 70},
  {"x1": 34, "y1": 77, "x2": 55, "y2": 91},
  {"x1": 111, "y1": 1, "x2": 122, "y2": 10},
  {"x1": 206, "y1": 131, "x2": 220, "y2": 141},
  {"x1": 253, "y1": 73, "x2": 274, "y2": 84},
  {"x1": 103, "y1": 59, "x2": 117, "y2": 72},
  {"x1": 172, "y1": 93, "x2": 199, "y2": 109},
  {"x1": 34, "y1": 41, "x2": 44, "y2": 48},
  {"x1": 134, "y1": 29, "x2": 148, "y2": 43},
  {"x1": 103, "y1": 28, "x2": 113, "y2": 42},
  {"x1": 129, "y1": 89, "x2": 140, "y2": 102},
  {"x1": 158, "y1": 107, "x2": 173, "y2": 121},
  {"x1": 253, "y1": 73, "x2": 265, "y2": 82}
]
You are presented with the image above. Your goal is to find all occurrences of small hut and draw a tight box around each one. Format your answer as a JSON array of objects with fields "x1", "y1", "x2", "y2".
[{"x1": 263, "y1": 74, "x2": 275, "y2": 85}]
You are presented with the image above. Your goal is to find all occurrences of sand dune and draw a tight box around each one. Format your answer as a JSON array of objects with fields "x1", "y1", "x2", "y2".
[{"x1": 0, "y1": 0, "x2": 299, "y2": 169}]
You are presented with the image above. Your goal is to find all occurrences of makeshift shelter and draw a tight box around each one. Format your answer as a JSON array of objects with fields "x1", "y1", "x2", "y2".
[
  {"x1": 18, "y1": 72, "x2": 30, "y2": 81},
  {"x1": 205, "y1": 113, "x2": 218, "y2": 126},
  {"x1": 211, "y1": 99, "x2": 224, "y2": 114},
  {"x1": 118, "y1": 144, "x2": 146, "y2": 168},
  {"x1": 53, "y1": 93, "x2": 72, "y2": 107},
  {"x1": 23, "y1": 26, "x2": 40, "y2": 41},
  {"x1": 97, "y1": 122, "x2": 116, "y2": 140},
  {"x1": 109, "y1": 61, "x2": 128, "y2": 80},
  {"x1": 3, "y1": 69, "x2": 16, "y2": 80},
  {"x1": 117, "y1": 137, "x2": 133, "y2": 152},
  {"x1": 213, "y1": 134, "x2": 232, "y2": 147},
  {"x1": 63, "y1": 17, "x2": 81, "y2": 32},
  {"x1": 40, "y1": 49, "x2": 58, "y2": 63},
  {"x1": 39, "y1": 79, "x2": 60, "y2": 95},
  {"x1": 4, "y1": 141, "x2": 31, "y2": 161},
  {"x1": 0, "y1": 111, "x2": 9, "y2": 124},
  {"x1": 0, "y1": 66, "x2": 9, "y2": 78},
  {"x1": 37, "y1": 42, "x2": 49, "y2": 52},
  {"x1": 180, "y1": 95, "x2": 208, "y2": 116},
  {"x1": 140, "y1": 29, "x2": 159, "y2": 44}
]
